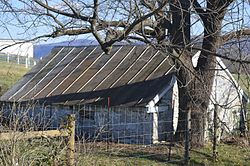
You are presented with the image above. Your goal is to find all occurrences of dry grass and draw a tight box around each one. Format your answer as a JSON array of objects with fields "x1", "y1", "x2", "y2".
[
  {"x1": 76, "y1": 141, "x2": 250, "y2": 166},
  {"x1": 0, "y1": 61, "x2": 30, "y2": 96}
]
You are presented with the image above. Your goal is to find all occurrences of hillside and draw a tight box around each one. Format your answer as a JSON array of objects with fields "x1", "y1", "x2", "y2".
[
  {"x1": 33, "y1": 39, "x2": 99, "y2": 59},
  {"x1": 33, "y1": 39, "x2": 143, "y2": 59},
  {"x1": 0, "y1": 61, "x2": 30, "y2": 96}
]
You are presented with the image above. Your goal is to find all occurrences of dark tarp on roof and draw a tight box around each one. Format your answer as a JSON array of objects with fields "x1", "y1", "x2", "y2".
[{"x1": 1, "y1": 45, "x2": 175, "y2": 106}]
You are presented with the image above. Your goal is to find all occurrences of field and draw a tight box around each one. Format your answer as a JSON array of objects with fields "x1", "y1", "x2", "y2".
[{"x1": 0, "y1": 61, "x2": 30, "y2": 96}]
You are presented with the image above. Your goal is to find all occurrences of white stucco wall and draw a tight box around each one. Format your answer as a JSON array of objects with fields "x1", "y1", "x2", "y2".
[
  {"x1": 149, "y1": 77, "x2": 179, "y2": 143},
  {"x1": 0, "y1": 39, "x2": 33, "y2": 57},
  {"x1": 193, "y1": 52, "x2": 246, "y2": 140},
  {"x1": 207, "y1": 57, "x2": 245, "y2": 139},
  {"x1": 172, "y1": 80, "x2": 179, "y2": 133}
]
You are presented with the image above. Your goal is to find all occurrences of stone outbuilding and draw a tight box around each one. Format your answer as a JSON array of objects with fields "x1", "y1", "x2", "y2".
[{"x1": 1, "y1": 45, "x2": 248, "y2": 144}]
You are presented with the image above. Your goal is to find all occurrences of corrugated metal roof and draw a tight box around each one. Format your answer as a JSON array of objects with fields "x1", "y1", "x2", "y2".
[{"x1": 1, "y1": 45, "x2": 175, "y2": 106}]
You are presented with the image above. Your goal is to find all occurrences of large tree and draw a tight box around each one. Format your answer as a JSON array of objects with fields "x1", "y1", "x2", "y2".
[{"x1": 1, "y1": 0, "x2": 250, "y2": 145}]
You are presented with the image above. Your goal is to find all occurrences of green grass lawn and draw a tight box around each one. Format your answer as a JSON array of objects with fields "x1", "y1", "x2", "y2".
[
  {"x1": 78, "y1": 143, "x2": 250, "y2": 166},
  {"x1": 0, "y1": 61, "x2": 30, "y2": 96},
  {"x1": 1, "y1": 138, "x2": 249, "y2": 166},
  {"x1": 190, "y1": 143, "x2": 250, "y2": 165}
]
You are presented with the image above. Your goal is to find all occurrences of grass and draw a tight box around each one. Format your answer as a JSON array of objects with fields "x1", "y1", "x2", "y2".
[
  {"x1": 190, "y1": 143, "x2": 250, "y2": 165},
  {"x1": 77, "y1": 142, "x2": 250, "y2": 166},
  {"x1": 0, "y1": 137, "x2": 249, "y2": 166},
  {"x1": 0, "y1": 137, "x2": 67, "y2": 166},
  {"x1": 77, "y1": 142, "x2": 180, "y2": 166},
  {"x1": 0, "y1": 61, "x2": 30, "y2": 96}
]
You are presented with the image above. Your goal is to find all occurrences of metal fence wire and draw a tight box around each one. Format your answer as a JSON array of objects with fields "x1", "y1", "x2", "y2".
[
  {"x1": 0, "y1": 53, "x2": 37, "y2": 68},
  {"x1": 0, "y1": 102, "x2": 246, "y2": 165}
]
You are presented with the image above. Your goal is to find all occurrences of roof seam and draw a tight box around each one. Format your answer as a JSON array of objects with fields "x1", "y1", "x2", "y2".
[
  {"x1": 145, "y1": 55, "x2": 169, "y2": 80},
  {"x1": 62, "y1": 50, "x2": 105, "y2": 94},
  {"x1": 109, "y1": 46, "x2": 150, "y2": 88},
  {"x1": 9, "y1": 47, "x2": 64, "y2": 100},
  {"x1": 127, "y1": 50, "x2": 160, "y2": 84},
  {"x1": 19, "y1": 48, "x2": 75, "y2": 101},
  {"x1": 77, "y1": 46, "x2": 123, "y2": 92},
  {"x1": 47, "y1": 47, "x2": 97, "y2": 97},
  {"x1": 93, "y1": 46, "x2": 136, "y2": 91},
  {"x1": 164, "y1": 65, "x2": 175, "y2": 76},
  {"x1": 33, "y1": 47, "x2": 87, "y2": 99}
]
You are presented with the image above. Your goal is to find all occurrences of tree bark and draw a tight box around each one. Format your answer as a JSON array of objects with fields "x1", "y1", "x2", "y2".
[{"x1": 171, "y1": 0, "x2": 228, "y2": 146}]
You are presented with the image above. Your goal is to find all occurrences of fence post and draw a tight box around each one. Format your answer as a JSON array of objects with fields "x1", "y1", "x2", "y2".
[
  {"x1": 213, "y1": 104, "x2": 218, "y2": 161},
  {"x1": 184, "y1": 108, "x2": 191, "y2": 165},
  {"x1": 7, "y1": 53, "x2": 9, "y2": 63},
  {"x1": 28, "y1": 56, "x2": 30, "y2": 67},
  {"x1": 106, "y1": 97, "x2": 110, "y2": 151},
  {"x1": 17, "y1": 55, "x2": 20, "y2": 64},
  {"x1": 67, "y1": 114, "x2": 75, "y2": 166},
  {"x1": 25, "y1": 57, "x2": 28, "y2": 68}
]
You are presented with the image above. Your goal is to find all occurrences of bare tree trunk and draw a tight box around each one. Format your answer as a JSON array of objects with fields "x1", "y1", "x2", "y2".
[
  {"x1": 170, "y1": 0, "x2": 195, "y2": 145},
  {"x1": 171, "y1": 0, "x2": 227, "y2": 146}
]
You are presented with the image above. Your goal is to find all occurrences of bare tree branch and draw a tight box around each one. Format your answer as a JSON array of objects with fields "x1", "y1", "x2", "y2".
[
  {"x1": 33, "y1": 0, "x2": 91, "y2": 21},
  {"x1": 221, "y1": 29, "x2": 250, "y2": 43}
]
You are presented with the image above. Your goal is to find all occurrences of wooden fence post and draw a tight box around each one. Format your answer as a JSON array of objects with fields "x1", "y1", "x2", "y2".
[
  {"x1": 106, "y1": 97, "x2": 110, "y2": 151},
  {"x1": 184, "y1": 108, "x2": 191, "y2": 165},
  {"x1": 17, "y1": 55, "x2": 20, "y2": 64},
  {"x1": 213, "y1": 104, "x2": 218, "y2": 161},
  {"x1": 25, "y1": 57, "x2": 28, "y2": 68},
  {"x1": 67, "y1": 114, "x2": 75, "y2": 166}
]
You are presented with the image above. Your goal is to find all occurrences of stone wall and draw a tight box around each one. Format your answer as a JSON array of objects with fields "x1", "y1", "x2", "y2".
[{"x1": 76, "y1": 105, "x2": 153, "y2": 144}]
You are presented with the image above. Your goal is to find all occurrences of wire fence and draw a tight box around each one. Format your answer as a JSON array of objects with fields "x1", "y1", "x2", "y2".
[
  {"x1": 0, "y1": 53, "x2": 37, "y2": 68},
  {"x1": 0, "y1": 102, "x2": 248, "y2": 165}
]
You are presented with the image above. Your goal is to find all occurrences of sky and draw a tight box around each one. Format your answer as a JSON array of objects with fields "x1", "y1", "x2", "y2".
[{"x1": 0, "y1": 0, "x2": 249, "y2": 45}]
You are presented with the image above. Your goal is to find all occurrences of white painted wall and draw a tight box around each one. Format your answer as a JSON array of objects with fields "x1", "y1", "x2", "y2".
[
  {"x1": 192, "y1": 51, "x2": 246, "y2": 140},
  {"x1": 207, "y1": 57, "x2": 245, "y2": 139},
  {"x1": 152, "y1": 112, "x2": 159, "y2": 143},
  {"x1": 172, "y1": 80, "x2": 179, "y2": 133},
  {"x1": 0, "y1": 39, "x2": 33, "y2": 57},
  {"x1": 149, "y1": 77, "x2": 179, "y2": 143}
]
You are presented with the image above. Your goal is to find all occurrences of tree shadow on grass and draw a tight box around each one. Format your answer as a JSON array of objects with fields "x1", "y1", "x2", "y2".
[
  {"x1": 191, "y1": 149, "x2": 213, "y2": 159},
  {"x1": 189, "y1": 148, "x2": 248, "y2": 166},
  {"x1": 99, "y1": 149, "x2": 185, "y2": 165}
]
